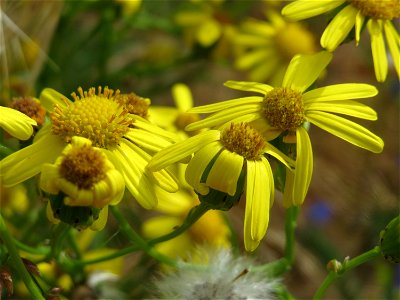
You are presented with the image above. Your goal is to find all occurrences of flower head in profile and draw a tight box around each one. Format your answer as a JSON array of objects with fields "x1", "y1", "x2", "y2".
[
  {"x1": 41, "y1": 136, "x2": 125, "y2": 230},
  {"x1": 148, "y1": 122, "x2": 294, "y2": 251},
  {"x1": 282, "y1": 0, "x2": 400, "y2": 82},
  {"x1": 0, "y1": 86, "x2": 178, "y2": 209},
  {"x1": 185, "y1": 51, "x2": 384, "y2": 207},
  {"x1": 152, "y1": 247, "x2": 278, "y2": 299},
  {"x1": 8, "y1": 96, "x2": 46, "y2": 126},
  {"x1": 0, "y1": 106, "x2": 37, "y2": 140},
  {"x1": 233, "y1": 10, "x2": 317, "y2": 85}
]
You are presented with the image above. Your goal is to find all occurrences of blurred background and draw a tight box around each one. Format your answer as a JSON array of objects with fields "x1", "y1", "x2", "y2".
[{"x1": 1, "y1": 0, "x2": 399, "y2": 299}]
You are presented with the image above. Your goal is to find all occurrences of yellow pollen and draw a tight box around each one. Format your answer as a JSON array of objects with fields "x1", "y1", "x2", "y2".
[
  {"x1": 262, "y1": 87, "x2": 304, "y2": 131},
  {"x1": 220, "y1": 123, "x2": 266, "y2": 160},
  {"x1": 350, "y1": 0, "x2": 400, "y2": 20},
  {"x1": 9, "y1": 97, "x2": 46, "y2": 125},
  {"x1": 59, "y1": 145, "x2": 106, "y2": 189},
  {"x1": 115, "y1": 93, "x2": 150, "y2": 119},
  {"x1": 275, "y1": 23, "x2": 316, "y2": 60},
  {"x1": 50, "y1": 87, "x2": 132, "y2": 148}
]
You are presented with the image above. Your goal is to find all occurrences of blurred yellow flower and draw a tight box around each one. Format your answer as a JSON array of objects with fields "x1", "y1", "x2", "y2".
[
  {"x1": 149, "y1": 83, "x2": 201, "y2": 137},
  {"x1": 115, "y1": 0, "x2": 142, "y2": 16},
  {"x1": 233, "y1": 11, "x2": 317, "y2": 85},
  {"x1": 8, "y1": 96, "x2": 46, "y2": 126},
  {"x1": 0, "y1": 184, "x2": 29, "y2": 216},
  {"x1": 0, "y1": 87, "x2": 179, "y2": 209},
  {"x1": 282, "y1": 0, "x2": 400, "y2": 82},
  {"x1": 175, "y1": 0, "x2": 231, "y2": 48},
  {"x1": 0, "y1": 106, "x2": 37, "y2": 140},
  {"x1": 148, "y1": 123, "x2": 294, "y2": 251},
  {"x1": 185, "y1": 51, "x2": 384, "y2": 208},
  {"x1": 142, "y1": 186, "x2": 231, "y2": 259}
]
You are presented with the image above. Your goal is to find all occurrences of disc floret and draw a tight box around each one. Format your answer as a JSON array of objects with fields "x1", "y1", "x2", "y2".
[
  {"x1": 50, "y1": 87, "x2": 132, "y2": 149},
  {"x1": 262, "y1": 87, "x2": 304, "y2": 131},
  {"x1": 220, "y1": 123, "x2": 266, "y2": 160},
  {"x1": 350, "y1": 0, "x2": 400, "y2": 20}
]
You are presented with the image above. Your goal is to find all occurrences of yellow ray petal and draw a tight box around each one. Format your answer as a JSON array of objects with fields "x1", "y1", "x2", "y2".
[
  {"x1": 186, "y1": 104, "x2": 261, "y2": 131},
  {"x1": 113, "y1": 144, "x2": 157, "y2": 209},
  {"x1": 233, "y1": 33, "x2": 271, "y2": 46},
  {"x1": 1, "y1": 134, "x2": 65, "y2": 186},
  {"x1": 293, "y1": 127, "x2": 313, "y2": 206},
  {"x1": 305, "y1": 100, "x2": 377, "y2": 120},
  {"x1": 224, "y1": 80, "x2": 273, "y2": 94},
  {"x1": 306, "y1": 111, "x2": 384, "y2": 153},
  {"x1": 188, "y1": 96, "x2": 262, "y2": 114},
  {"x1": 368, "y1": 19, "x2": 388, "y2": 82},
  {"x1": 147, "y1": 130, "x2": 220, "y2": 171},
  {"x1": 241, "y1": 20, "x2": 275, "y2": 36},
  {"x1": 355, "y1": 11, "x2": 365, "y2": 45},
  {"x1": 303, "y1": 83, "x2": 378, "y2": 104},
  {"x1": 264, "y1": 143, "x2": 295, "y2": 169},
  {"x1": 124, "y1": 129, "x2": 172, "y2": 153},
  {"x1": 185, "y1": 141, "x2": 222, "y2": 195},
  {"x1": 282, "y1": 0, "x2": 346, "y2": 21},
  {"x1": 90, "y1": 206, "x2": 108, "y2": 231},
  {"x1": 197, "y1": 18, "x2": 221, "y2": 47},
  {"x1": 249, "y1": 159, "x2": 272, "y2": 241},
  {"x1": 321, "y1": 5, "x2": 358, "y2": 51},
  {"x1": 206, "y1": 149, "x2": 244, "y2": 196},
  {"x1": 283, "y1": 169, "x2": 295, "y2": 208},
  {"x1": 235, "y1": 49, "x2": 275, "y2": 70},
  {"x1": 282, "y1": 51, "x2": 332, "y2": 93},
  {"x1": 383, "y1": 21, "x2": 400, "y2": 79},
  {"x1": 0, "y1": 107, "x2": 36, "y2": 140},
  {"x1": 39, "y1": 88, "x2": 68, "y2": 111},
  {"x1": 172, "y1": 83, "x2": 193, "y2": 112},
  {"x1": 132, "y1": 116, "x2": 178, "y2": 141}
]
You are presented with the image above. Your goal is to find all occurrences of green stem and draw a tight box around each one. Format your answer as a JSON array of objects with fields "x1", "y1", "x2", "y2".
[
  {"x1": 313, "y1": 246, "x2": 381, "y2": 300},
  {"x1": 49, "y1": 223, "x2": 70, "y2": 260},
  {"x1": 148, "y1": 202, "x2": 210, "y2": 246},
  {"x1": 0, "y1": 144, "x2": 13, "y2": 157},
  {"x1": 250, "y1": 206, "x2": 299, "y2": 276},
  {"x1": 0, "y1": 213, "x2": 45, "y2": 300},
  {"x1": 74, "y1": 245, "x2": 141, "y2": 267},
  {"x1": 13, "y1": 239, "x2": 50, "y2": 257},
  {"x1": 110, "y1": 206, "x2": 177, "y2": 267}
]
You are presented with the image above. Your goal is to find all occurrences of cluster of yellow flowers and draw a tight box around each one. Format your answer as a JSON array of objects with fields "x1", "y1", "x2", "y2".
[{"x1": 0, "y1": 1, "x2": 397, "y2": 297}]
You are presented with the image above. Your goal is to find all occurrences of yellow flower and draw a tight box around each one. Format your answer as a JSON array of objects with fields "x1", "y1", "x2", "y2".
[
  {"x1": 148, "y1": 122, "x2": 294, "y2": 251},
  {"x1": 0, "y1": 184, "x2": 29, "y2": 216},
  {"x1": 282, "y1": 0, "x2": 400, "y2": 82},
  {"x1": 233, "y1": 10, "x2": 317, "y2": 85},
  {"x1": 115, "y1": 0, "x2": 142, "y2": 16},
  {"x1": 185, "y1": 51, "x2": 384, "y2": 208},
  {"x1": 149, "y1": 83, "x2": 201, "y2": 137},
  {"x1": 142, "y1": 186, "x2": 231, "y2": 259},
  {"x1": 0, "y1": 106, "x2": 37, "y2": 140},
  {"x1": 175, "y1": 0, "x2": 230, "y2": 48},
  {"x1": 0, "y1": 87, "x2": 178, "y2": 209},
  {"x1": 41, "y1": 136, "x2": 124, "y2": 230}
]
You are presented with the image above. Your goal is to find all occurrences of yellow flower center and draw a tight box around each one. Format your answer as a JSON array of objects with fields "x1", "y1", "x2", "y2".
[
  {"x1": 175, "y1": 113, "x2": 201, "y2": 136},
  {"x1": 115, "y1": 92, "x2": 149, "y2": 119},
  {"x1": 262, "y1": 87, "x2": 304, "y2": 131},
  {"x1": 275, "y1": 23, "x2": 316, "y2": 60},
  {"x1": 220, "y1": 123, "x2": 266, "y2": 160},
  {"x1": 350, "y1": 0, "x2": 400, "y2": 20},
  {"x1": 51, "y1": 87, "x2": 132, "y2": 148},
  {"x1": 9, "y1": 97, "x2": 46, "y2": 125},
  {"x1": 59, "y1": 144, "x2": 106, "y2": 189}
]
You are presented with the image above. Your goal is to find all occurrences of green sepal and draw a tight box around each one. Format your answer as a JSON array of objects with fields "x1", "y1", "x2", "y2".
[{"x1": 379, "y1": 216, "x2": 400, "y2": 263}]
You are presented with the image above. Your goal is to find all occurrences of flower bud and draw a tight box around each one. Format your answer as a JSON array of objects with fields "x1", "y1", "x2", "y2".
[{"x1": 379, "y1": 216, "x2": 400, "y2": 263}]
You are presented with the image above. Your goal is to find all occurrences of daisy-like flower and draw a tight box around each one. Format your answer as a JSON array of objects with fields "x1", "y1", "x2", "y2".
[
  {"x1": 152, "y1": 247, "x2": 278, "y2": 299},
  {"x1": 41, "y1": 136, "x2": 125, "y2": 230},
  {"x1": 149, "y1": 83, "x2": 201, "y2": 137},
  {"x1": 0, "y1": 86, "x2": 178, "y2": 209},
  {"x1": 233, "y1": 10, "x2": 317, "y2": 85},
  {"x1": 185, "y1": 51, "x2": 384, "y2": 207},
  {"x1": 148, "y1": 122, "x2": 294, "y2": 251},
  {"x1": 0, "y1": 106, "x2": 37, "y2": 140},
  {"x1": 175, "y1": 0, "x2": 231, "y2": 48},
  {"x1": 142, "y1": 186, "x2": 231, "y2": 260},
  {"x1": 282, "y1": 0, "x2": 400, "y2": 82}
]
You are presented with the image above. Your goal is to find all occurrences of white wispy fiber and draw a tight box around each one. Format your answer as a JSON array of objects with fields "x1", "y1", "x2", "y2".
[{"x1": 151, "y1": 247, "x2": 278, "y2": 299}]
